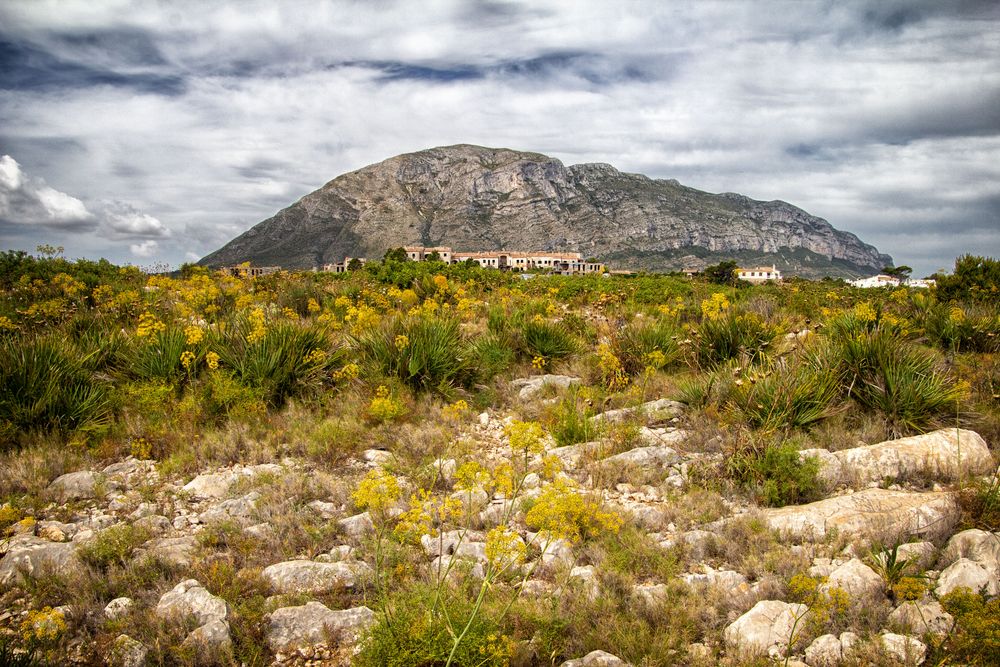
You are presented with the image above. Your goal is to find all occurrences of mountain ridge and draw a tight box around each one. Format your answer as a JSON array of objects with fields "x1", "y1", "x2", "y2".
[{"x1": 199, "y1": 144, "x2": 892, "y2": 278}]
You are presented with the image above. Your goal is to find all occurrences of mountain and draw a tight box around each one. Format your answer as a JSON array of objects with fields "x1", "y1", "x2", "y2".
[{"x1": 199, "y1": 144, "x2": 892, "y2": 277}]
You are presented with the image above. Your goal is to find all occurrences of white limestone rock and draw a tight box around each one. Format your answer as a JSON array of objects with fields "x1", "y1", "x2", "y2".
[
  {"x1": 723, "y1": 600, "x2": 810, "y2": 656},
  {"x1": 265, "y1": 602, "x2": 374, "y2": 653},
  {"x1": 261, "y1": 560, "x2": 372, "y2": 594}
]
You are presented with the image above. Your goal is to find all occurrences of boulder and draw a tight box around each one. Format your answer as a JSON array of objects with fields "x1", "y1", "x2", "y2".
[
  {"x1": 108, "y1": 634, "x2": 148, "y2": 667},
  {"x1": 569, "y1": 565, "x2": 600, "y2": 600},
  {"x1": 182, "y1": 618, "x2": 233, "y2": 653},
  {"x1": 761, "y1": 489, "x2": 960, "y2": 543},
  {"x1": 632, "y1": 582, "x2": 669, "y2": 606},
  {"x1": 560, "y1": 650, "x2": 631, "y2": 666},
  {"x1": 511, "y1": 374, "x2": 580, "y2": 401},
  {"x1": 939, "y1": 529, "x2": 1000, "y2": 572},
  {"x1": 198, "y1": 492, "x2": 260, "y2": 525},
  {"x1": 888, "y1": 599, "x2": 953, "y2": 636},
  {"x1": 261, "y1": 560, "x2": 372, "y2": 594},
  {"x1": 822, "y1": 558, "x2": 884, "y2": 599},
  {"x1": 47, "y1": 471, "x2": 100, "y2": 501},
  {"x1": 182, "y1": 472, "x2": 237, "y2": 500},
  {"x1": 0, "y1": 538, "x2": 81, "y2": 586},
  {"x1": 895, "y1": 542, "x2": 937, "y2": 571},
  {"x1": 597, "y1": 445, "x2": 681, "y2": 469},
  {"x1": 589, "y1": 398, "x2": 684, "y2": 425},
  {"x1": 307, "y1": 499, "x2": 339, "y2": 519},
  {"x1": 935, "y1": 558, "x2": 999, "y2": 596},
  {"x1": 550, "y1": 441, "x2": 606, "y2": 469},
  {"x1": 154, "y1": 579, "x2": 229, "y2": 626},
  {"x1": 804, "y1": 633, "x2": 842, "y2": 667},
  {"x1": 879, "y1": 632, "x2": 926, "y2": 665},
  {"x1": 265, "y1": 602, "x2": 374, "y2": 653},
  {"x1": 830, "y1": 429, "x2": 992, "y2": 487},
  {"x1": 681, "y1": 566, "x2": 748, "y2": 591},
  {"x1": 799, "y1": 449, "x2": 843, "y2": 489},
  {"x1": 723, "y1": 600, "x2": 810, "y2": 656},
  {"x1": 137, "y1": 536, "x2": 198, "y2": 569}
]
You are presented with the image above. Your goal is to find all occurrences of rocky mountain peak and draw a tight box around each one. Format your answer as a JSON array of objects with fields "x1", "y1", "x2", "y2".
[{"x1": 200, "y1": 144, "x2": 891, "y2": 277}]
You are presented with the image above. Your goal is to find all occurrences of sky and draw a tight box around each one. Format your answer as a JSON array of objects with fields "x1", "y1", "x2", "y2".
[{"x1": 0, "y1": 1, "x2": 998, "y2": 278}]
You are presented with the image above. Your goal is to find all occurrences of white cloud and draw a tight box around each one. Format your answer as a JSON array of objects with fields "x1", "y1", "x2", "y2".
[
  {"x1": 0, "y1": 154, "x2": 96, "y2": 230},
  {"x1": 101, "y1": 201, "x2": 170, "y2": 238},
  {"x1": 129, "y1": 239, "x2": 159, "y2": 257}
]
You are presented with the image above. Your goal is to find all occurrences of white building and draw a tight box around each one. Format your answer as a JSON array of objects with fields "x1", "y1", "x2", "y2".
[
  {"x1": 737, "y1": 265, "x2": 782, "y2": 283},
  {"x1": 849, "y1": 274, "x2": 900, "y2": 288}
]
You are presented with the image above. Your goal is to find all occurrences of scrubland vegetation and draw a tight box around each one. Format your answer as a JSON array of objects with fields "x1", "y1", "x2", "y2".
[{"x1": 1, "y1": 249, "x2": 999, "y2": 666}]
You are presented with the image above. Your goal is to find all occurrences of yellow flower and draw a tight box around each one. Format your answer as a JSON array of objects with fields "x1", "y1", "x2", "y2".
[
  {"x1": 524, "y1": 478, "x2": 622, "y2": 543},
  {"x1": 303, "y1": 348, "x2": 327, "y2": 365},
  {"x1": 282, "y1": 306, "x2": 298, "y2": 320},
  {"x1": 180, "y1": 350, "x2": 196, "y2": 370},
  {"x1": 352, "y1": 469, "x2": 401, "y2": 515},
  {"x1": 246, "y1": 307, "x2": 267, "y2": 343},
  {"x1": 597, "y1": 343, "x2": 628, "y2": 391},
  {"x1": 531, "y1": 355, "x2": 547, "y2": 370},
  {"x1": 432, "y1": 274, "x2": 449, "y2": 293},
  {"x1": 205, "y1": 351, "x2": 220, "y2": 370},
  {"x1": 485, "y1": 525, "x2": 527, "y2": 570},
  {"x1": 395, "y1": 334, "x2": 410, "y2": 350},
  {"x1": 854, "y1": 301, "x2": 877, "y2": 323},
  {"x1": 504, "y1": 420, "x2": 546, "y2": 456},
  {"x1": 20, "y1": 607, "x2": 66, "y2": 645},
  {"x1": 307, "y1": 297, "x2": 321, "y2": 313},
  {"x1": 136, "y1": 311, "x2": 166, "y2": 338},
  {"x1": 700, "y1": 292, "x2": 730, "y2": 321},
  {"x1": 454, "y1": 461, "x2": 490, "y2": 492},
  {"x1": 184, "y1": 325, "x2": 204, "y2": 346},
  {"x1": 0, "y1": 315, "x2": 17, "y2": 332},
  {"x1": 333, "y1": 363, "x2": 360, "y2": 383}
]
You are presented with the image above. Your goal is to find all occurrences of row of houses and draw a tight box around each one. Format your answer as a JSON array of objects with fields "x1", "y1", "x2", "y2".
[
  {"x1": 322, "y1": 246, "x2": 606, "y2": 275},
  {"x1": 849, "y1": 275, "x2": 935, "y2": 289}
]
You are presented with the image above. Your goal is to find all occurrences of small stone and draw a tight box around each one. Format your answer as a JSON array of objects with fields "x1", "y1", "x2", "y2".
[
  {"x1": 560, "y1": 649, "x2": 631, "y2": 666},
  {"x1": 104, "y1": 597, "x2": 134, "y2": 620},
  {"x1": 569, "y1": 565, "x2": 600, "y2": 600},
  {"x1": 307, "y1": 500, "x2": 338, "y2": 519},
  {"x1": 338, "y1": 512, "x2": 374, "y2": 539},
  {"x1": 804, "y1": 634, "x2": 842, "y2": 667},
  {"x1": 880, "y1": 632, "x2": 926, "y2": 665},
  {"x1": 109, "y1": 634, "x2": 148, "y2": 667},
  {"x1": 182, "y1": 618, "x2": 233, "y2": 652}
]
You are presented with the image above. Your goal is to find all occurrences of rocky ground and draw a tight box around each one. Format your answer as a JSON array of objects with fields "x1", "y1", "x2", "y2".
[{"x1": 1, "y1": 377, "x2": 997, "y2": 666}]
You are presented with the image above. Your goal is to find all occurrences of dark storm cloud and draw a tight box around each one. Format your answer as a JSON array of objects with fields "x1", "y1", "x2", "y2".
[{"x1": 0, "y1": 37, "x2": 185, "y2": 95}]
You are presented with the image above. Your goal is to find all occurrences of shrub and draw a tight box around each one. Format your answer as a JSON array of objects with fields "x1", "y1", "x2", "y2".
[
  {"x1": 130, "y1": 327, "x2": 187, "y2": 382},
  {"x1": 925, "y1": 303, "x2": 1000, "y2": 353},
  {"x1": 356, "y1": 315, "x2": 473, "y2": 392},
  {"x1": 77, "y1": 523, "x2": 151, "y2": 571},
  {"x1": 695, "y1": 312, "x2": 774, "y2": 368},
  {"x1": 727, "y1": 441, "x2": 823, "y2": 507},
  {"x1": 546, "y1": 387, "x2": 598, "y2": 447},
  {"x1": 355, "y1": 584, "x2": 510, "y2": 667},
  {"x1": 466, "y1": 332, "x2": 516, "y2": 381},
  {"x1": 958, "y1": 469, "x2": 1000, "y2": 531},
  {"x1": 611, "y1": 318, "x2": 681, "y2": 376},
  {"x1": 0, "y1": 337, "x2": 113, "y2": 449},
  {"x1": 934, "y1": 254, "x2": 1000, "y2": 303},
  {"x1": 214, "y1": 318, "x2": 331, "y2": 405},
  {"x1": 939, "y1": 587, "x2": 1000, "y2": 663},
  {"x1": 830, "y1": 325, "x2": 963, "y2": 434},
  {"x1": 521, "y1": 319, "x2": 577, "y2": 362},
  {"x1": 729, "y1": 346, "x2": 842, "y2": 432}
]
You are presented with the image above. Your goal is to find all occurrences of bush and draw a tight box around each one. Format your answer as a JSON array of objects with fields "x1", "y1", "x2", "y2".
[
  {"x1": 934, "y1": 254, "x2": 1000, "y2": 303},
  {"x1": 354, "y1": 584, "x2": 510, "y2": 667},
  {"x1": 695, "y1": 312, "x2": 774, "y2": 367},
  {"x1": 729, "y1": 346, "x2": 842, "y2": 432},
  {"x1": 830, "y1": 325, "x2": 963, "y2": 434},
  {"x1": 547, "y1": 387, "x2": 598, "y2": 447},
  {"x1": 522, "y1": 319, "x2": 577, "y2": 361},
  {"x1": 356, "y1": 315, "x2": 473, "y2": 392},
  {"x1": 214, "y1": 318, "x2": 331, "y2": 405},
  {"x1": 925, "y1": 303, "x2": 1000, "y2": 353},
  {"x1": 0, "y1": 337, "x2": 113, "y2": 449},
  {"x1": 130, "y1": 327, "x2": 187, "y2": 382},
  {"x1": 939, "y1": 588, "x2": 1000, "y2": 663},
  {"x1": 611, "y1": 318, "x2": 681, "y2": 376},
  {"x1": 77, "y1": 523, "x2": 151, "y2": 571},
  {"x1": 466, "y1": 332, "x2": 516, "y2": 381},
  {"x1": 728, "y1": 441, "x2": 823, "y2": 507}
]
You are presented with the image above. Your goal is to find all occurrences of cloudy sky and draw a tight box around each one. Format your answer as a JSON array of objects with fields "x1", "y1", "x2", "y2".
[{"x1": 0, "y1": 0, "x2": 997, "y2": 277}]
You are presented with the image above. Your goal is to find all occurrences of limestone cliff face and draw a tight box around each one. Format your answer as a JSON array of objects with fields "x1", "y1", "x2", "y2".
[{"x1": 199, "y1": 144, "x2": 891, "y2": 276}]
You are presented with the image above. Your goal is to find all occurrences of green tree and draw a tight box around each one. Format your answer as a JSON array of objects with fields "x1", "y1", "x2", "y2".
[
  {"x1": 703, "y1": 260, "x2": 739, "y2": 286},
  {"x1": 935, "y1": 255, "x2": 1000, "y2": 303},
  {"x1": 383, "y1": 247, "x2": 409, "y2": 262},
  {"x1": 882, "y1": 265, "x2": 912, "y2": 281},
  {"x1": 425, "y1": 251, "x2": 441, "y2": 262},
  {"x1": 347, "y1": 258, "x2": 364, "y2": 271}
]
